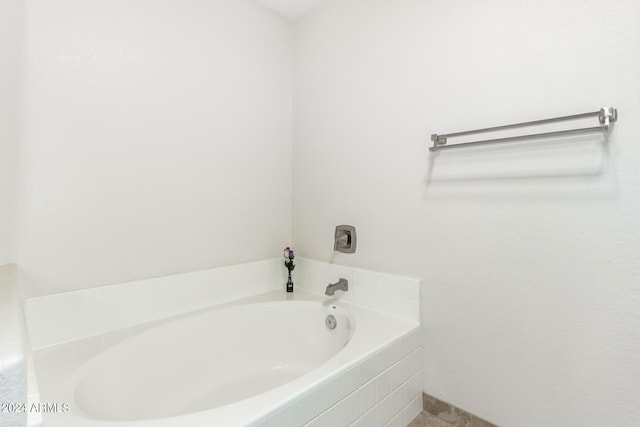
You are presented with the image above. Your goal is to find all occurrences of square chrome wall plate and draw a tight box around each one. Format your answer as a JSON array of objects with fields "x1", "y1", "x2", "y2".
[{"x1": 334, "y1": 225, "x2": 356, "y2": 253}]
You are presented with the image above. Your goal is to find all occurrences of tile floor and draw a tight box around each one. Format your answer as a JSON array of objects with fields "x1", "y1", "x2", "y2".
[
  {"x1": 409, "y1": 411, "x2": 457, "y2": 427},
  {"x1": 413, "y1": 393, "x2": 498, "y2": 427}
]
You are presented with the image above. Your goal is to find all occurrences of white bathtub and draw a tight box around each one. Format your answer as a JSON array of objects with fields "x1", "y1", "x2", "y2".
[
  {"x1": 75, "y1": 300, "x2": 352, "y2": 421},
  {"x1": 36, "y1": 290, "x2": 422, "y2": 426}
]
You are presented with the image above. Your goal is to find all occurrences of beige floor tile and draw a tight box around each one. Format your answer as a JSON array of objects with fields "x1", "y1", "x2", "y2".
[{"x1": 408, "y1": 411, "x2": 454, "y2": 427}]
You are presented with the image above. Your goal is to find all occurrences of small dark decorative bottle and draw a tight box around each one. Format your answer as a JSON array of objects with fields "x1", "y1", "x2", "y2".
[{"x1": 286, "y1": 273, "x2": 293, "y2": 292}]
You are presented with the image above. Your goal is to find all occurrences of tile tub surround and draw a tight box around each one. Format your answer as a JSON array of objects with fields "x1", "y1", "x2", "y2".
[
  {"x1": 295, "y1": 258, "x2": 421, "y2": 322},
  {"x1": 32, "y1": 290, "x2": 422, "y2": 426},
  {"x1": 262, "y1": 333, "x2": 423, "y2": 427}
]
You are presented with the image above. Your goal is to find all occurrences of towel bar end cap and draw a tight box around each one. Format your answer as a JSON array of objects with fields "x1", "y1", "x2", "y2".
[{"x1": 599, "y1": 107, "x2": 618, "y2": 124}]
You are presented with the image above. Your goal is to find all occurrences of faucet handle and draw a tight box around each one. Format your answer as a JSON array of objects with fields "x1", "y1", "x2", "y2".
[{"x1": 334, "y1": 225, "x2": 356, "y2": 253}]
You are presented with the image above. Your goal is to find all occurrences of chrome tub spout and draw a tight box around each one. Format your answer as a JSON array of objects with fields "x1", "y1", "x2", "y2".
[{"x1": 325, "y1": 278, "x2": 348, "y2": 296}]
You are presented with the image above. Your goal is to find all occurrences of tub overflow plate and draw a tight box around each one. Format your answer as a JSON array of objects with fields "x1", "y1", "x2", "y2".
[{"x1": 325, "y1": 314, "x2": 337, "y2": 330}]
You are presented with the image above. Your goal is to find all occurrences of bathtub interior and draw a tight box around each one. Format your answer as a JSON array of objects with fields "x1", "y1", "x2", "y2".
[{"x1": 73, "y1": 301, "x2": 353, "y2": 421}]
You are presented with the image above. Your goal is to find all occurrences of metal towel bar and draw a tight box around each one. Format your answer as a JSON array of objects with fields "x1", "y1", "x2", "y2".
[{"x1": 429, "y1": 107, "x2": 618, "y2": 152}]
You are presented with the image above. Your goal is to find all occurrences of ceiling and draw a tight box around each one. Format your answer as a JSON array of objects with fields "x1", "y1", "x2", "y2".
[{"x1": 253, "y1": 0, "x2": 328, "y2": 20}]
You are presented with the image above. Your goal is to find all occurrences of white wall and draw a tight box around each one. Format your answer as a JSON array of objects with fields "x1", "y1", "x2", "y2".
[
  {"x1": 18, "y1": 0, "x2": 293, "y2": 296},
  {"x1": 0, "y1": 0, "x2": 23, "y2": 266},
  {"x1": 294, "y1": 1, "x2": 640, "y2": 426}
]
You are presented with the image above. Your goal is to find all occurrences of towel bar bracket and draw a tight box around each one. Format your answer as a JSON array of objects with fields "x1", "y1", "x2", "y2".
[
  {"x1": 431, "y1": 134, "x2": 447, "y2": 146},
  {"x1": 599, "y1": 107, "x2": 617, "y2": 125}
]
